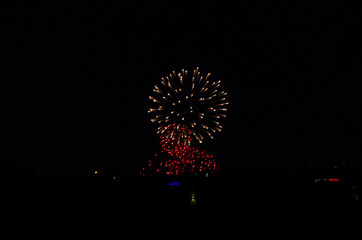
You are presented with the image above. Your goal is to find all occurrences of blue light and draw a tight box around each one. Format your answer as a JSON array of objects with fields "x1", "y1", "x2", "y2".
[{"x1": 168, "y1": 181, "x2": 180, "y2": 186}]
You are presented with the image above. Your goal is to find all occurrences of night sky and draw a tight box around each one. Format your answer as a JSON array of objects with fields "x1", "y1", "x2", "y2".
[{"x1": 2, "y1": 1, "x2": 362, "y2": 177}]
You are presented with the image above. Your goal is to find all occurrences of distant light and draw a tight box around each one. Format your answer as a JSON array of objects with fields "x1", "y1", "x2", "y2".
[
  {"x1": 113, "y1": 176, "x2": 117, "y2": 180},
  {"x1": 190, "y1": 191, "x2": 196, "y2": 206},
  {"x1": 314, "y1": 178, "x2": 339, "y2": 183},
  {"x1": 191, "y1": 191, "x2": 195, "y2": 199},
  {"x1": 168, "y1": 181, "x2": 180, "y2": 186},
  {"x1": 94, "y1": 171, "x2": 98, "y2": 175},
  {"x1": 328, "y1": 178, "x2": 339, "y2": 182}
]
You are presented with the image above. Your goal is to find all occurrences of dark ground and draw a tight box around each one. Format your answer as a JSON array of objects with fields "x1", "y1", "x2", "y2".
[{"x1": 1, "y1": 169, "x2": 362, "y2": 240}]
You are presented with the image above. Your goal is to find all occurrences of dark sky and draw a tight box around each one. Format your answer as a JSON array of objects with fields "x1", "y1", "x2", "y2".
[{"x1": 2, "y1": 1, "x2": 362, "y2": 177}]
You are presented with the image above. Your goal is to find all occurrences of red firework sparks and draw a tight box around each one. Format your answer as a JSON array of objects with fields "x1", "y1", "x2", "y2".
[
  {"x1": 140, "y1": 124, "x2": 220, "y2": 176},
  {"x1": 142, "y1": 68, "x2": 227, "y2": 176}
]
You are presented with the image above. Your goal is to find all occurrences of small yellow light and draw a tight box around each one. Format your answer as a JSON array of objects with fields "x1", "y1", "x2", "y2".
[{"x1": 94, "y1": 171, "x2": 98, "y2": 175}]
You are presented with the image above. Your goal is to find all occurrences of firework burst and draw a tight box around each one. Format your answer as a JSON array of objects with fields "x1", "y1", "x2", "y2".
[
  {"x1": 140, "y1": 124, "x2": 221, "y2": 176},
  {"x1": 148, "y1": 67, "x2": 228, "y2": 143}
]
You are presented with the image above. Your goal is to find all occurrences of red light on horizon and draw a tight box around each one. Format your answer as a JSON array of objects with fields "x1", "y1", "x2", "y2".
[{"x1": 328, "y1": 178, "x2": 339, "y2": 182}]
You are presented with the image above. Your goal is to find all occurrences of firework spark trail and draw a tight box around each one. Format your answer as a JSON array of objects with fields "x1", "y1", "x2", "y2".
[
  {"x1": 148, "y1": 67, "x2": 228, "y2": 144},
  {"x1": 140, "y1": 124, "x2": 220, "y2": 176},
  {"x1": 141, "y1": 68, "x2": 227, "y2": 176}
]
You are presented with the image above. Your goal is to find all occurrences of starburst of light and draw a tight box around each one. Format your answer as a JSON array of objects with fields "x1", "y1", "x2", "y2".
[
  {"x1": 148, "y1": 67, "x2": 228, "y2": 143},
  {"x1": 141, "y1": 68, "x2": 227, "y2": 176}
]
